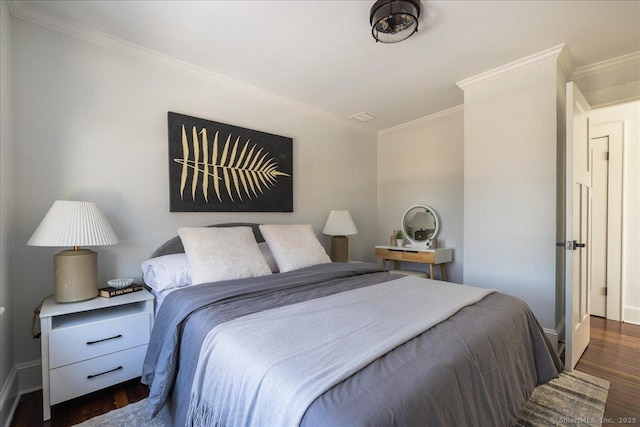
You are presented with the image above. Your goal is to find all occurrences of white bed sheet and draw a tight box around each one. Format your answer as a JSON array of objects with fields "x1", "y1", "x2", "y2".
[{"x1": 149, "y1": 286, "x2": 180, "y2": 315}]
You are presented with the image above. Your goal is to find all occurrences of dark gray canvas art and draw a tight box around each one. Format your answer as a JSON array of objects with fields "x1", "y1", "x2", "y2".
[{"x1": 168, "y1": 112, "x2": 293, "y2": 212}]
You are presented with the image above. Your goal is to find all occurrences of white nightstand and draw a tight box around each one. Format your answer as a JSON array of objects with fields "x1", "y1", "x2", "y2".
[{"x1": 39, "y1": 289, "x2": 154, "y2": 421}]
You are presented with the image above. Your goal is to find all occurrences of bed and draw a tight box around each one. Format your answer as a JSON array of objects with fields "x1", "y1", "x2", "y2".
[{"x1": 141, "y1": 223, "x2": 563, "y2": 427}]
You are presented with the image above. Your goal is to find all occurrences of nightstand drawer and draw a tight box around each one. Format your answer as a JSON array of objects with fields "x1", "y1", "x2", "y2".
[
  {"x1": 49, "y1": 312, "x2": 150, "y2": 369},
  {"x1": 403, "y1": 251, "x2": 435, "y2": 263},
  {"x1": 49, "y1": 344, "x2": 147, "y2": 405},
  {"x1": 375, "y1": 248, "x2": 403, "y2": 260}
]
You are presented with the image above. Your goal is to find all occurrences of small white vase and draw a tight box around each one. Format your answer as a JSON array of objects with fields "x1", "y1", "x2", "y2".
[{"x1": 396, "y1": 239, "x2": 404, "y2": 247}]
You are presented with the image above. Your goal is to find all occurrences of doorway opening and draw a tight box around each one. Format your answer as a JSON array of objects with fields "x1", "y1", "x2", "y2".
[{"x1": 589, "y1": 122, "x2": 623, "y2": 321}]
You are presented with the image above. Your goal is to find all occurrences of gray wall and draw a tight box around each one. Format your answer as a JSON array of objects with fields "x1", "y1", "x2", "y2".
[
  {"x1": 460, "y1": 55, "x2": 562, "y2": 331},
  {"x1": 0, "y1": 0, "x2": 17, "y2": 424},
  {"x1": 10, "y1": 16, "x2": 378, "y2": 369},
  {"x1": 376, "y1": 108, "x2": 465, "y2": 284}
]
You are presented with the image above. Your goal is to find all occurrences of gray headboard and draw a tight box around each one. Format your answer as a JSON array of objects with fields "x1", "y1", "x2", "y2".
[{"x1": 150, "y1": 223, "x2": 264, "y2": 258}]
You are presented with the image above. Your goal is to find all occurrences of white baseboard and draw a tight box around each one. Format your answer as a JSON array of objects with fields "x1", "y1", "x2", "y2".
[
  {"x1": 543, "y1": 327, "x2": 559, "y2": 352},
  {"x1": 623, "y1": 306, "x2": 640, "y2": 325},
  {"x1": 542, "y1": 316, "x2": 565, "y2": 353},
  {"x1": 1, "y1": 360, "x2": 42, "y2": 427},
  {"x1": 0, "y1": 366, "x2": 19, "y2": 427},
  {"x1": 16, "y1": 360, "x2": 42, "y2": 396},
  {"x1": 555, "y1": 317, "x2": 565, "y2": 343}
]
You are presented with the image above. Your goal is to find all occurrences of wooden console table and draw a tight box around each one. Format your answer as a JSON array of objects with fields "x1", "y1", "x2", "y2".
[{"x1": 375, "y1": 246, "x2": 453, "y2": 281}]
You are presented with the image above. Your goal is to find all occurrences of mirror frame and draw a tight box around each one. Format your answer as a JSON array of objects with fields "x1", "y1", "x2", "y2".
[{"x1": 401, "y1": 204, "x2": 440, "y2": 247}]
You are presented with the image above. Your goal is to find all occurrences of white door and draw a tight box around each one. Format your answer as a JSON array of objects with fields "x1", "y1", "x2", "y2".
[
  {"x1": 590, "y1": 122, "x2": 624, "y2": 322},
  {"x1": 565, "y1": 82, "x2": 591, "y2": 371},
  {"x1": 590, "y1": 136, "x2": 608, "y2": 317}
]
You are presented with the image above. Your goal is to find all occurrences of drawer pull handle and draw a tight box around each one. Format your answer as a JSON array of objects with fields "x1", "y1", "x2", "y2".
[
  {"x1": 87, "y1": 366, "x2": 123, "y2": 379},
  {"x1": 86, "y1": 334, "x2": 122, "y2": 345}
]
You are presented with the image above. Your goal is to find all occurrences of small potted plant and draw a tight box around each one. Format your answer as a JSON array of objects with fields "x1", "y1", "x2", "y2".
[{"x1": 395, "y1": 230, "x2": 404, "y2": 247}]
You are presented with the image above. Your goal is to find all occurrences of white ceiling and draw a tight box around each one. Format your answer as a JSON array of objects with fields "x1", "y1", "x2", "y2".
[{"x1": 9, "y1": 0, "x2": 640, "y2": 131}]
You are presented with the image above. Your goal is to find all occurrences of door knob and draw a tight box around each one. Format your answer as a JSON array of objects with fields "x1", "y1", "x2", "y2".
[
  {"x1": 556, "y1": 241, "x2": 586, "y2": 250},
  {"x1": 570, "y1": 240, "x2": 586, "y2": 250}
]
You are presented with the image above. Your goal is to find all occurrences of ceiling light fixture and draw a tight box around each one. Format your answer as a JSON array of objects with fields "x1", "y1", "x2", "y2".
[{"x1": 370, "y1": 0, "x2": 420, "y2": 43}]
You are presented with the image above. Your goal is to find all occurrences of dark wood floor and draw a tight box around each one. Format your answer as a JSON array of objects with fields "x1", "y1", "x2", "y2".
[
  {"x1": 11, "y1": 316, "x2": 640, "y2": 427},
  {"x1": 10, "y1": 378, "x2": 149, "y2": 427},
  {"x1": 575, "y1": 316, "x2": 640, "y2": 423}
]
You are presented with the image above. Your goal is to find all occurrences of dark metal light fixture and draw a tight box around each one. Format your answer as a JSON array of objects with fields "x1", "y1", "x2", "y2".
[{"x1": 370, "y1": 0, "x2": 420, "y2": 43}]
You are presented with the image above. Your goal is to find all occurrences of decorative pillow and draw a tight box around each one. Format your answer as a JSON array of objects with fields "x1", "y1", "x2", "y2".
[
  {"x1": 258, "y1": 241, "x2": 279, "y2": 273},
  {"x1": 259, "y1": 224, "x2": 331, "y2": 273},
  {"x1": 141, "y1": 253, "x2": 192, "y2": 292},
  {"x1": 178, "y1": 226, "x2": 272, "y2": 285}
]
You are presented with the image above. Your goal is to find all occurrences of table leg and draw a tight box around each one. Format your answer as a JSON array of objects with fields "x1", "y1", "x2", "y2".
[
  {"x1": 440, "y1": 264, "x2": 448, "y2": 281},
  {"x1": 429, "y1": 264, "x2": 435, "y2": 280}
]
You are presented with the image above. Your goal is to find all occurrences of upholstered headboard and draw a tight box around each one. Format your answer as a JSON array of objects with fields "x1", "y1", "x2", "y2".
[{"x1": 150, "y1": 223, "x2": 265, "y2": 259}]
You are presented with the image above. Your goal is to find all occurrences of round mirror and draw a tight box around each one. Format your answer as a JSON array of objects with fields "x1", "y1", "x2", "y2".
[{"x1": 402, "y1": 205, "x2": 440, "y2": 247}]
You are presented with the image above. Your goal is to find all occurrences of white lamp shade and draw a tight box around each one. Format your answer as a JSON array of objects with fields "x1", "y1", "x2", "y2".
[
  {"x1": 323, "y1": 210, "x2": 358, "y2": 236},
  {"x1": 27, "y1": 200, "x2": 119, "y2": 247},
  {"x1": 409, "y1": 211, "x2": 435, "y2": 229}
]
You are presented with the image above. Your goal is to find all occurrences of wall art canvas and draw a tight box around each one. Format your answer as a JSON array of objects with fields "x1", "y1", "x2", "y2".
[{"x1": 168, "y1": 112, "x2": 293, "y2": 212}]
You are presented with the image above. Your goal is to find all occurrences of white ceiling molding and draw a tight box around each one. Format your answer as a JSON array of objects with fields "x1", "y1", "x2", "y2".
[
  {"x1": 572, "y1": 52, "x2": 640, "y2": 107},
  {"x1": 456, "y1": 44, "x2": 569, "y2": 91},
  {"x1": 378, "y1": 105, "x2": 464, "y2": 136},
  {"x1": 583, "y1": 81, "x2": 640, "y2": 109},
  {"x1": 7, "y1": 1, "x2": 376, "y2": 137},
  {"x1": 573, "y1": 51, "x2": 640, "y2": 81}
]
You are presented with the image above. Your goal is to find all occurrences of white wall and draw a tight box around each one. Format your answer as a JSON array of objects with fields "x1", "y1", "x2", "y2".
[
  {"x1": 461, "y1": 58, "x2": 560, "y2": 331},
  {"x1": 377, "y1": 108, "x2": 464, "y2": 283},
  {"x1": 10, "y1": 18, "x2": 377, "y2": 367},
  {"x1": 0, "y1": 0, "x2": 18, "y2": 424},
  {"x1": 590, "y1": 101, "x2": 640, "y2": 325}
]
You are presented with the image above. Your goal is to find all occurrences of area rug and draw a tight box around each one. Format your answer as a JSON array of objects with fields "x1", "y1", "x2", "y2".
[
  {"x1": 517, "y1": 370, "x2": 610, "y2": 427},
  {"x1": 73, "y1": 370, "x2": 609, "y2": 427}
]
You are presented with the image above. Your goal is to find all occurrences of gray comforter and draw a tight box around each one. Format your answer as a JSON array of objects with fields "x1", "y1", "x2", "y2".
[{"x1": 142, "y1": 262, "x2": 563, "y2": 427}]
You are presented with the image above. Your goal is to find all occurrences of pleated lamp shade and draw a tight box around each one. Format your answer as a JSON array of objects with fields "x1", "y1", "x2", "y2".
[{"x1": 28, "y1": 201, "x2": 118, "y2": 302}]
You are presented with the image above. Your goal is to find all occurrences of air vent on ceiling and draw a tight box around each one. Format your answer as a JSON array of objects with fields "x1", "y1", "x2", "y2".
[{"x1": 349, "y1": 112, "x2": 377, "y2": 122}]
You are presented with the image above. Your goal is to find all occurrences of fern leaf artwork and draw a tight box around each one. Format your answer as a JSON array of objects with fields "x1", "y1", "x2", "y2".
[{"x1": 168, "y1": 112, "x2": 293, "y2": 212}]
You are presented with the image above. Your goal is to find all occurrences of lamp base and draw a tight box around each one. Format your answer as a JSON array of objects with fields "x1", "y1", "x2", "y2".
[
  {"x1": 53, "y1": 249, "x2": 98, "y2": 303},
  {"x1": 330, "y1": 236, "x2": 349, "y2": 263}
]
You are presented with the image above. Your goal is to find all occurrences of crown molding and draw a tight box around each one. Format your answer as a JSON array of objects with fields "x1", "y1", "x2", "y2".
[
  {"x1": 572, "y1": 51, "x2": 640, "y2": 81},
  {"x1": 457, "y1": 44, "x2": 568, "y2": 91},
  {"x1": 583, "y1": 81, "x2": 640, "y2": 109},
  {"x1": 7, "y1": 1, "x2": 376, "y2": 137},
  {"x1": 557, "y1": 45, "x2": 574, "y2": 80},
  {"x1": 378, "y1": 105, "x2": 464, "y2": 136}
]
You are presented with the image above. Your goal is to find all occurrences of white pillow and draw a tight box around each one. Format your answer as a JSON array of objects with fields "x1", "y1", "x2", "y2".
[
  {"x1": 258, "y1": 241, "x2": 279, "y2": 273},
  {"x1": 259, "y1": 224, "x2": 331, "y2": 273},
  {"x1": 141, "y1": 253, "x2": 192, "y2": 292},
  {"x1": 178, "y1": 226, "x2": 272, "y2": 285}
]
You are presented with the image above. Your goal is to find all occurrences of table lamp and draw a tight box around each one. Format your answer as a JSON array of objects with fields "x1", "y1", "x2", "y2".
[
  {"x1": 323, "y1": 210, "x2": 358, "y2": 263},
  {"x1": 27, "y1": 201, "x2": 119, "y2": 303}
]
